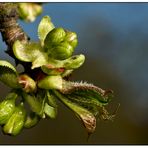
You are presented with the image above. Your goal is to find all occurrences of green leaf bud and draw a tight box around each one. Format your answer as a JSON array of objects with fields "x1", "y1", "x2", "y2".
[
  {"x1": 18, "y1": 3, "x2": 42, "y2": 22},
  {"x1": 3, "y1": 103, "x2": 26, "y2": 136},
  {"x1": 64, "y1": 31, "x2": 78, "y2": 48},
  {"x1": 0, "y1": 92, "x2": 17, "y2": 125},
  {"x1": 49, "y1": 42, "x2": 74, "y2": 60},
  {"x1": 44, "y1": 27, "x2": 66, "y2": 48},
  {"x1": 38, "y1": 75, "x2": 62, "y2": 90},
  {"x1": 18, "y1": 74, "x2": 37, "y2": 93}
]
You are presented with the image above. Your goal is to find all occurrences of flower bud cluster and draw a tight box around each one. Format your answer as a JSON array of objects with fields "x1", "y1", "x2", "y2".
[
  {"x1": 12, "y1": 16, "x2": 85, "y2": 90},
  {"x1": 0, "y1": 15, "x2": 114, "y2": 136},
  {"x1": 0, "y1": 93, "x2": 26, "y2": 136}
]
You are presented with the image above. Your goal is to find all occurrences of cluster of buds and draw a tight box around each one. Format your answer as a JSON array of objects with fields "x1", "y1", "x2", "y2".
[
  {"x1": 0, "y1": 92, "x2": 26, "y2": 136},
  {"x1": 0, "y1": 15, "x2": 115, "y2": 136},
  {"x1": 13, "y1": 16, "x2": 85, "y2": 89}
]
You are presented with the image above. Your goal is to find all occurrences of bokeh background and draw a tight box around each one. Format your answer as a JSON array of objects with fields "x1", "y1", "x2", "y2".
[{"x1": 0, "y1": 2, "x2": 148, "y2": 144}]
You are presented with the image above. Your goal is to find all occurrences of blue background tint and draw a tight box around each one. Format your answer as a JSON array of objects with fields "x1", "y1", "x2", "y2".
[{"x1": 0, "y1": 3, "x2": 148, "y2": 144}]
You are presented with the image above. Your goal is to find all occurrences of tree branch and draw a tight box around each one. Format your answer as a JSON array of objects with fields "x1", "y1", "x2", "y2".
[
  {"x1": 0, "y1": 3, "x2": 41, "y2": 77},
  {"x1": 0, "y1": 3, "x2": 28, "y2": 56}
]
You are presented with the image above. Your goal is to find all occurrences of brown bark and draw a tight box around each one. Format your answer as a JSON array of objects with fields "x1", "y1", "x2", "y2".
[{"x1": 0, "y1": 3, "x2": 28, "y2": 57}]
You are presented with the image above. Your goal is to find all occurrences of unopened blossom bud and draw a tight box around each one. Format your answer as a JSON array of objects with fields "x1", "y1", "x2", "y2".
[
  {"x1": 0, "y1": 92, "x2": 17, "y2": 125},
  {"x1": 3, "y1": 103, "x2": 26, "y2": 136}
]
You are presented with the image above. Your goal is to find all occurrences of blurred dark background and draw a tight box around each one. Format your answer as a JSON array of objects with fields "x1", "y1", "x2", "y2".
[{"x1": 0, "y1": 2, "x2": 148, "y2": 144}]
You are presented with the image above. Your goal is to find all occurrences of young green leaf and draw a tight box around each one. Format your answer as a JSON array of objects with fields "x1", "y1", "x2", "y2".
[
  {"x1": 0, "y1": 60, "x2": 20, "y2": 88},
  {"x1": 53, "y1": 81, "x2": 113, "y2": 134},
  {"x1": 53, "y1": 90, "x2": 96, "y2": 134},
  {"x1": 61, "y1": 81, "x2": 113, "y2": 105},
  {"x1": 0, "y1": 60, "x2": 17, "y2": 72},
  {"x1": 38, "y1": 16, "x2": 55, "y2": 46}
]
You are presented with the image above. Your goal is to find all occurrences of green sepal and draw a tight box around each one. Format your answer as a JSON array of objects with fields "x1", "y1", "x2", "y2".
[
  {"x1": 13, "y1": 40, "x2": 48, "y2": 69},
  {"x1": 61, "y1": 70, "x2": 73, "y2": 78},
  {"x1": 3, "y1": 103, "x2": 26, "y2": 136},
  {"x1": 41, "y1": 58, "x2": 64, "y2": 75},
  {"x1": 31, "y1": 52, "x2": 48, "y2": 69},
  {"x1": 63, "y1": 54, "x2": 85, "y2": 69},
  {"x1": 0, "y1": 60, "x2": 20, "y2": 88},
  {"x1": 24, "y1": 112, "x2": 40, "y2": 128},
  {"x1": 38, "y1": 75, "x2": 62, "y2": 90},
  {"x1": 13, "y1": 40, "x2": 32, "y2": 62},
  {"x1": 0, "y1": 92, "x2": 17, "y2": 125},
  {"x1": 41, "y1": 67, "x2": 65, "y2": 76},
  {"x1": 18, "y1": 3, "x2": 42, "y2": 22},
  {"x1": 41, "y1": 54, "x2": 85, "y2": 75},
  {"x1": 38, "y1": 16, "x2": 55, "y2": 46},
  {"x1": 22, "y1": 91, "x2": 46, "y2": 118}
]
